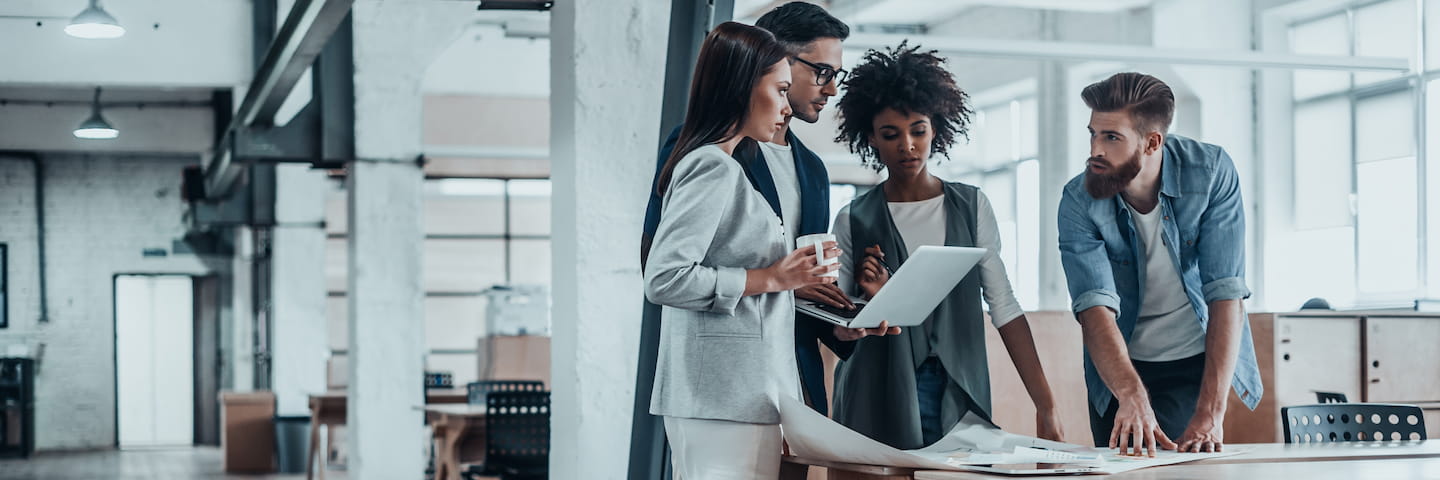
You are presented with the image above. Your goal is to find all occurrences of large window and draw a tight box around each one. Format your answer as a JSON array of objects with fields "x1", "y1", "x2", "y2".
[
  {"x1": 944, "y1": 96, "x2": 1041, "y2": 310},
  {"x1": 324, "y1": 178, "x2": 552, "y2": 386},
  {"x1": 1281, "y1": 0, "x2": 1427, "y2": 308}
]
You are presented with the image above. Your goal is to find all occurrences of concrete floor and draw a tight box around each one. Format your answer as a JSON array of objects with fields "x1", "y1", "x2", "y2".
[{"x1": 0, "y1": 447, "x2": 339, "y2": 480}]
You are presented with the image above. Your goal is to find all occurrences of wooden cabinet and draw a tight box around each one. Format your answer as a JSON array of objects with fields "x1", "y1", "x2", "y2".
[
  {"x1": 1365, "y1": 318, "x2": 1440, "y2": 403},
  {"x1": 1274, "y1": 316, "x2": 1363, "y2": 410},
  {"x1": 1225, "y1": 312, "x2": 1440, "y2": 443}
]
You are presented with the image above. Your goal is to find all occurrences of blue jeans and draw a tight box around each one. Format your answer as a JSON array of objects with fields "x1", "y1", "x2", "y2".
[{"x1": 916, "y1": 357, "x2": 946, "y2": 446}]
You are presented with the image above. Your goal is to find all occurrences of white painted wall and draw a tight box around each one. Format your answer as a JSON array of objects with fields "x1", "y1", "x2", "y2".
[
  {"x1": 0, "y1": 154, "x2": 219, "y2": 450},
  {"x1": 424, "y1": 24, "x2": 551, "y2": 98},
  {"x1": 550, "y1": 0, "x2": 668, "y2": 477}
]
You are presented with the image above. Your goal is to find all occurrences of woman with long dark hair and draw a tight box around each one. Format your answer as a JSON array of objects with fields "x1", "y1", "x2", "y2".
[
  {"x1": 828, "y1": 43, "x2": 1064, "y2": 449},
  {"x1": 643, "y1": 22, "x2": 840, "y2": 479}
]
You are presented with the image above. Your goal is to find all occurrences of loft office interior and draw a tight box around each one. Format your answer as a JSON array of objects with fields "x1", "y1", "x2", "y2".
[{"x1": 0, "y1": 0, "x2": 1437, "y2": 479}]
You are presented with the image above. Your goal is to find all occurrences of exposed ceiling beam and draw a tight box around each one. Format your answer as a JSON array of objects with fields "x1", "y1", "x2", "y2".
[
  {"x1": 847, "y1": 33, "x2": 1411, "y2": 72},
  {"x1": 238, "y1": 0, "x2": 355, "y2": 126},
  {"x1": 205, "y1": 0, "x2": 354, "y2": 197}
]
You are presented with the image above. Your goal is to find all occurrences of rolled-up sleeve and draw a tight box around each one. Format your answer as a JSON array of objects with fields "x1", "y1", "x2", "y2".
[
  {"x1": 1072, "y1": 289, "x2": 1121, "y2": 317},
  {"x1": 1058, "y1": 188, "x2": 1121, "y2": 319},
  {"x1": 643, "y1": 151, "x2": 749, "y2": 315},
  {"x1": 1196, "y1": 148, "x2": 1252, "y2": 304},
  {"x1": 974, "y1": 192, "x2": 1025, "y2": 328}
]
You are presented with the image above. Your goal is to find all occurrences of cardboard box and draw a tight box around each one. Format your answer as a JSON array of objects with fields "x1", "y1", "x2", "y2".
[
  {"x1": 220, "y1": 391, "x2": 276, "y2": 473},
  {"x1": 477, "y1": 335, "x2": 550, "y2": 386}
]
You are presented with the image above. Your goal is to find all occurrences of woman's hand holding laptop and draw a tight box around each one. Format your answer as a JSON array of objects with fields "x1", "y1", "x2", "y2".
[
  {"x1": 794, "y1": 247, "x2": 901, "y2": 341},
  {"x1": 833, "y1": 321, "x2": 901, "y2": 341}
]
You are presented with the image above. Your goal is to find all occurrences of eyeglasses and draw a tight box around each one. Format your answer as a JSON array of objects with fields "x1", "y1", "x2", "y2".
[{"x1": 793, "y1": 56, "x2": 847, "y2": 86}]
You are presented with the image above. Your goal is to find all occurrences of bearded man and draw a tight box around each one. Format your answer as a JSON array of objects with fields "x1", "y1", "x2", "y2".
[{"x1": 1057, "y1": 72, "x2": 1263, "y2": 457}]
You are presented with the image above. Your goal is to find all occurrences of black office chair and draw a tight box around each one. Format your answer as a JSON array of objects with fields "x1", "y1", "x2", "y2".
[
  {"x1": 465, "y1": 380, "x2": 545, "y2": 405},
  {"x1": 1282, "y1": 403, "x2": 1427, "y2": 443},
  {"x1": 1315, "y1": 391, "x2": 1349, "y2": 404},
  {"x1": 463, "y1": 390, "x2": 550, "y2": 480}
]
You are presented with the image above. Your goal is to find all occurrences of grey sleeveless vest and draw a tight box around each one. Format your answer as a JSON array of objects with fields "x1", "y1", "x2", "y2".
[{"x1": 830, "y1": 181, "x2": 992, "y2": 450}]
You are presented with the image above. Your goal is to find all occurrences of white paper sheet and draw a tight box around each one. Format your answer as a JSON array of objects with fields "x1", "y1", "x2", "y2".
[
  {"x1": 944, "y1": 446, "x2": 1106, "y2": 466},
  {"x1": 1080, "y1": 448, "x2": 1245, "y2": 474},
  {"x1": 779, "y1": 395, "x2": 1244, "y2": 474}
]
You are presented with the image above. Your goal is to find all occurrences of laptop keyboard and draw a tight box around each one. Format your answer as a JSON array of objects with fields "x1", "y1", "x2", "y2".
[{"x1": 815, "y1": 302, "x2": 866, "y2": 319}]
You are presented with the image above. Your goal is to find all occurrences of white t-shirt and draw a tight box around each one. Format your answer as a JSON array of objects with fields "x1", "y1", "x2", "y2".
[
  {"x1": 1124, "y1": 200, "x2": 1206, "y2": 362},
  {"x1": 832, "y1": 191, "x2": 1025, "y2": 328},
  {"x1": 757, "y1": 141, "x2": 803, "y2": 401},
  {"x1": 759, "y1": 142, "x2": 803, "y2": 249}
]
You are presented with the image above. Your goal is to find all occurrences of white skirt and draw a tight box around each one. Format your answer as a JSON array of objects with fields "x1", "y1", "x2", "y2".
[{"x1": 663, "y1": 416, "x2": 782, "y2": 480}]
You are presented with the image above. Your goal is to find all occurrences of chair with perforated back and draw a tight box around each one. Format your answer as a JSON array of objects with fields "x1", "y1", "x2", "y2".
[
  {"x1": 462, "y1": 390, "x2": 550, "y2": 480},
  {"x1": 465, "y1": 380, "x2": 545, "y2": 405},
  {"x1": 1282, "y1": 403, "x2": 1427, "y2": 444}
]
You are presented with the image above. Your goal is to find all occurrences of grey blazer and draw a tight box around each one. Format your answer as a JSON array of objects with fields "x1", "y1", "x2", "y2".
[{"x1": 644, "y1": 144, "x2": 793, "y2": 424}]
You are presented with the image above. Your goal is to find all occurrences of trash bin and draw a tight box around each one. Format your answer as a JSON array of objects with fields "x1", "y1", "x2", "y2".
[{"x1": 274, "y1": 415, "x2": 311, "y2": 474}]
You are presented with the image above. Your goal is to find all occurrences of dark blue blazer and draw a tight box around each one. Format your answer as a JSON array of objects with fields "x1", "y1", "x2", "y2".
[{"x1": 642, "y1": 125, "x2": 854, "y2": 415}]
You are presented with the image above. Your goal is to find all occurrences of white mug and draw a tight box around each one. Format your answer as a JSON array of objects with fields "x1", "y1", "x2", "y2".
[{"x1": 795, "y1": 233, "x2": 840, "y2": 278}]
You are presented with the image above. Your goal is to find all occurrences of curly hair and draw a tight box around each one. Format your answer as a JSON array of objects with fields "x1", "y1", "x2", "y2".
[{"x1": 834, "y1": 42, "x2": 973, "y2": 172}]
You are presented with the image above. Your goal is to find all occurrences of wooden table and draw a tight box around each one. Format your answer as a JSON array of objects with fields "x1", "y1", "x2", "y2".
[
  {"x1": 305, "y1": 389, "x2": 469, "y2": 480},
  {"x1": 424, "y1": 405, "x2": 488, "y2": 480},
  {"x1": 917, "y1": 456, "x2": 1440, "y2": 479},
  {"x1": 784, "y1": 440, "x2": 1440, "y2": 480}
]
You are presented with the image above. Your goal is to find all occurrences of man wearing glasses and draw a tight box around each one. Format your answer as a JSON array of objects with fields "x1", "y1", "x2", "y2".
[{"x1": 641, "y1": 2, "x2": 885, "y2": 423}]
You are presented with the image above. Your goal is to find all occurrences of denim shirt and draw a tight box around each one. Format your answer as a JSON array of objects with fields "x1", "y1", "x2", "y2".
[{"x1": 1057, "y1": 134, "x2": 1263, "y2": 416}]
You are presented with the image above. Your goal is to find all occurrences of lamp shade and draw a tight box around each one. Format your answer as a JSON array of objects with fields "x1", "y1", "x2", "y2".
[
  {"x1": 65, "y1": 0, "x2": 125, "y2": 39},
  {"x1": 74, "y1": 87, "x2": 118, "y2": 139},
  {"x1": 73, "y1": 112, "x2": 118, "y2": 139}
]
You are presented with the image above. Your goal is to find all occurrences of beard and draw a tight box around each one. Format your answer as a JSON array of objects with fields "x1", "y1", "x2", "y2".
[{"x1": 1084, "y1": 149, "x2": 1143, "y2": 199}]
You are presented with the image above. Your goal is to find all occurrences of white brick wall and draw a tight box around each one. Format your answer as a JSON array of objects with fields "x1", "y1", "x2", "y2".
[{"x1": 0, "y1": 153, "x2": 220, "y2": 450}]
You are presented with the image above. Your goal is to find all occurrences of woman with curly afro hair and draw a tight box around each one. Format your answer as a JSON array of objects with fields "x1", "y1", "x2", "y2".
[{"x1": 826, "y1": 42, "x2": 1065, "y2": 449}]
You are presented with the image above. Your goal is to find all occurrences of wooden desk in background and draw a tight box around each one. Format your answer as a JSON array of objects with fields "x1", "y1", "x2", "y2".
[
  {"x1": 305, "y1": 389, "x2": 468, "y2": 480},
  {"x1": 783, "y1": 440, "x2": 1440, "y2": 480},
  {"x1": 424, "y1": 404, "x2": 488, "y2": 480}
]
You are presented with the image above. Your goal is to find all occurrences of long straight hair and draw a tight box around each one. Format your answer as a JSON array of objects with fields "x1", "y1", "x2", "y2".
[{"x1": 654, "y1": 21, "x2": 790, "y2": 197}]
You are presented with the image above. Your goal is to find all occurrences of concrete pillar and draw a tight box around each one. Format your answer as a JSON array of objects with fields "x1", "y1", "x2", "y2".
[
  {"x1": 1036, "y1": 59, "x2": 1072, "y2": 311},
  {"x1": 347, "y1": 2, "x2": 470, "y2": 478},
  {"x1": 345, "y1": 160, "x2": 425, "y2": 479},
  {"x1": 230, "y1": 226, "x2": 257, "y2": 391},
  {"x1": 550, "y1": 0, "x2": 670, "y2": 477},
  {"x1": 271, "y1": 164, "x2": 329, "y2": 415}
]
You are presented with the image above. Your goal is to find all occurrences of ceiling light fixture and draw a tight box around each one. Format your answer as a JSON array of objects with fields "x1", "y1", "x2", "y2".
[
  {"x1": 65, "y1": 0, "x2": 125, "y2": 39},
  {"x1": 74, "y1": 87, "x2": 118, "y2": 139}
]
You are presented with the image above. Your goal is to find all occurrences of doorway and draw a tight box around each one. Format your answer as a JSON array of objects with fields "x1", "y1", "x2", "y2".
[{"x1": 114, "y1": 275, "x2": 195, "y2": 448}]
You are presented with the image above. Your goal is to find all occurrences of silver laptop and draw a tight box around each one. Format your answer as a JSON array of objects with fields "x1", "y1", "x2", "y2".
[{"x1": 796, "y1": 246, "x2": 985, "y2": 329}]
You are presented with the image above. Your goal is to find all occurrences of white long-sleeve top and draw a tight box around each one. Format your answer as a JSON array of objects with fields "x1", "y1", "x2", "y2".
[{"x1": 832, "y1": 191, "x2": 1025, "y2": 328}]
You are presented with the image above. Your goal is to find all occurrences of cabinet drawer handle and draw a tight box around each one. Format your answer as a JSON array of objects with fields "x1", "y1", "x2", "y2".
[
  {"x1": 1371, "y1": 378, "x2": 1381, "y2": 384},
  {"x1": 1373, "y1": 360, "x2": 1380, "y2": 368}
]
